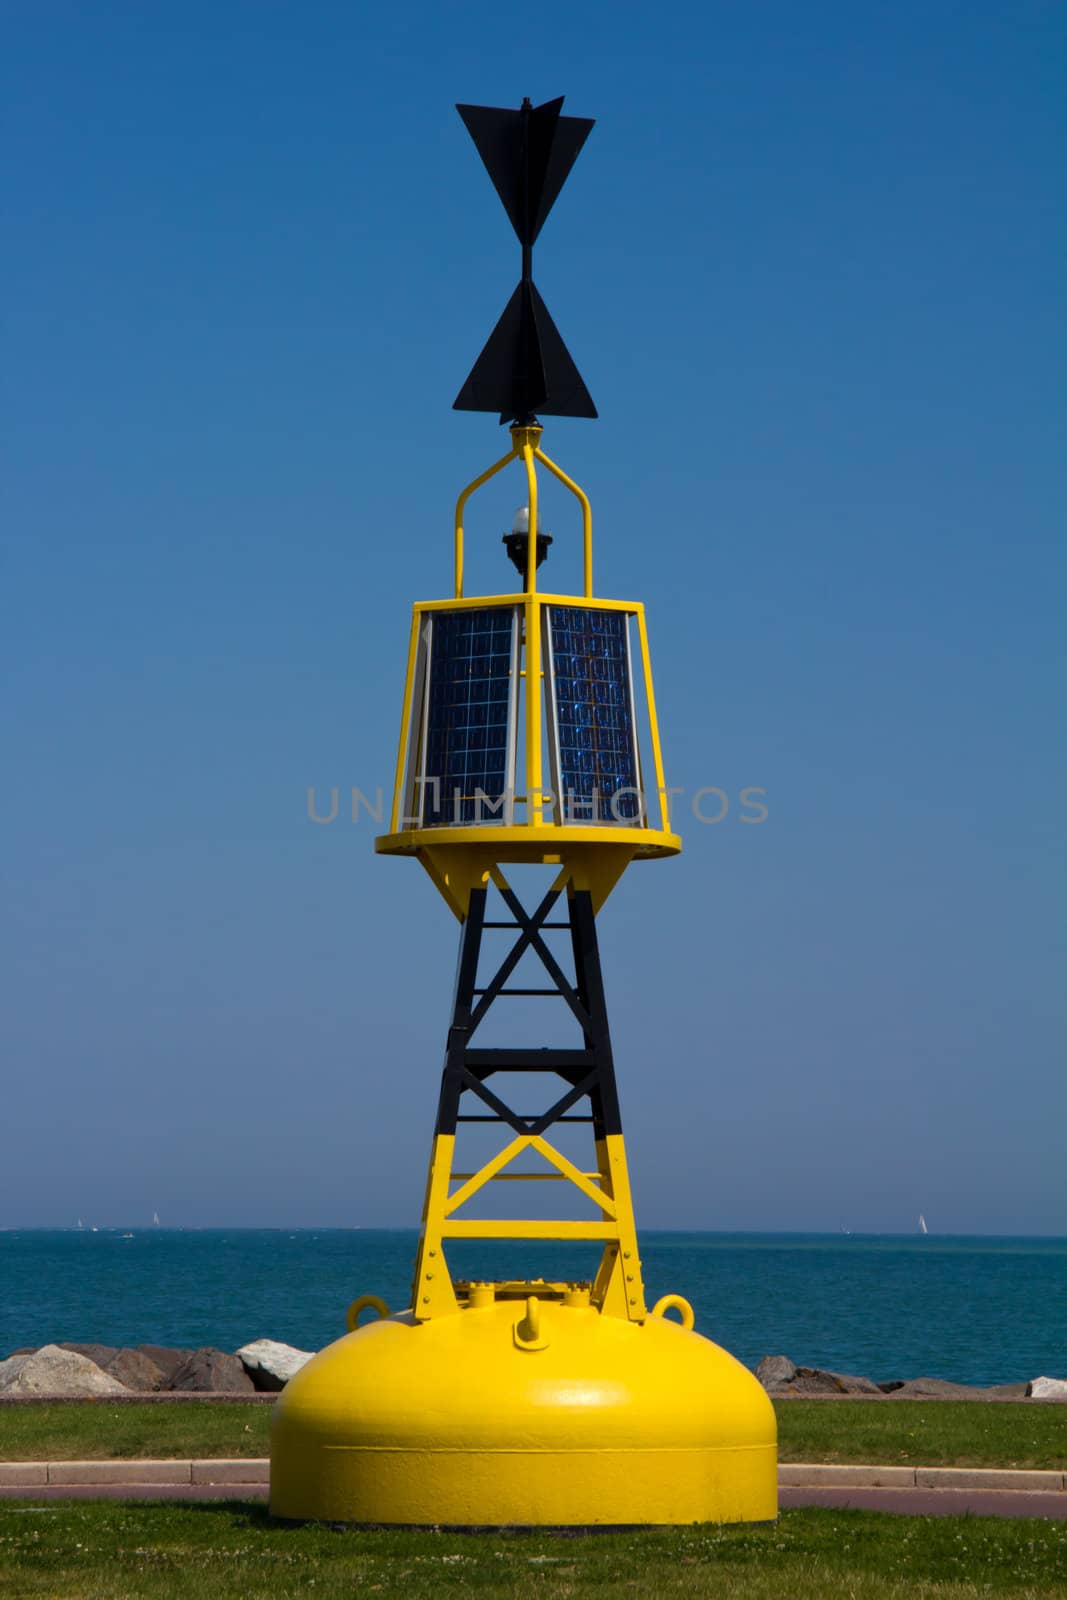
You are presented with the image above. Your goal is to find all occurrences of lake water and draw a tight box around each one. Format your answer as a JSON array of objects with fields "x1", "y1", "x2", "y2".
[{"x1": 2, "y1": 1230, "x2": 1064, "y2": 1387}]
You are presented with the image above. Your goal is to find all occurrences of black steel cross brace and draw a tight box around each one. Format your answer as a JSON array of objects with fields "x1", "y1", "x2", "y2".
[{"x1": 433, "y1": 883, "x2": 624, "y2": 1143}]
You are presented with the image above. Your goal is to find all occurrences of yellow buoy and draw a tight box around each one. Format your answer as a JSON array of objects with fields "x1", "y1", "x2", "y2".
[
  {"x1": 272, "y1": 1288, "x2": 775, "y2": 1525},
  {"x1": 271, "y1": 95, "x2": 777, "y2": 1526}
]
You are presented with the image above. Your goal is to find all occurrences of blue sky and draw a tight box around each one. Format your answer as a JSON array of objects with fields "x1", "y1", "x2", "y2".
[{"x1": 3, "y1": 1, "x2": 1064, "y2": 1234}]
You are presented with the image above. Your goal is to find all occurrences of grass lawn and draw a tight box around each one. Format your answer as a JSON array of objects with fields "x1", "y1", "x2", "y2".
[
  {"x1": 0, "y1": 1500, "x2": 1064, "y2": 1600},
  {"x1": 0, "y1": 1405, "x2": 271, "y2": 1462},
  {"x1": 777, "y1": 1401, "x2": 1067, "y2": 1470},
  {"x1": 1, "y1": 1400, "x2": 1064, "y2": 1470}
]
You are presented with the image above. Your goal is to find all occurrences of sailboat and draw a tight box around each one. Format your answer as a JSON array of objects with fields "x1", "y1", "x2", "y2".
[
  {"x1": 918, "y1": 1214, "x2": 928, "y2": 1235},
  {"x1": 152, "y1": 1211, "x2": 161, "y2": 1227}
]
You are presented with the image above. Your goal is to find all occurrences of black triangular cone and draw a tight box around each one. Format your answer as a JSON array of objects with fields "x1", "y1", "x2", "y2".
[
  {"x1": 456, "y1": 103, "x2": 526, "y2": 242},
  {"x1": 453, "y1": 279, "x2": 596, "y2": 423},
  {"x1": 528, "y1": 103, "x2": 593, "y2": 244},
  {"x1": 454, "y1": 96, "x2": 597, "y2": 423},
  {"x1": 526, "y1": 283, "x2": 597, "y2": 419},
  {"x1": 456, "y1": 97, "x2": 594, "y2": 245},
  {"x1": 453, "y1": 281, "x2": 546, "y2": 420}
]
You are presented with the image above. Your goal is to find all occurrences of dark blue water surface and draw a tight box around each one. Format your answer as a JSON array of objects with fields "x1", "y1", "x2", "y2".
[{"x1": 2, "y1": 1230, "x2": 1064, "y2": 1387}]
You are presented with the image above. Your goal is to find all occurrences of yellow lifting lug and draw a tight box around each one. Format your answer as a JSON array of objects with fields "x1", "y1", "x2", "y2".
[
  {"x1": 513, "y1": 1293, "x2": 550, "y2": 1351},
  {"x1": 346, "y1": 1294, "x2": 390, "y2": 1332},
  {"x1": 650, "y1": 1293, "x2": 696, "y2": 1332}
]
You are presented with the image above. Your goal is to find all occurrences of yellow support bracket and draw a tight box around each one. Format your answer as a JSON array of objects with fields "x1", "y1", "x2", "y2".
[
  {"x1": 444, "y1": 1135, "x2": 532, "y2": 1217},
  {"x1": 527, "y1": 1134, "x2": 618, "y2": 1218},
  {"x1": 442, "y1": 1220, "x2": 618, "y2": 1241},
  {"x1": 444, "y1": 1133, "x2": 617, "y2": 1223}
]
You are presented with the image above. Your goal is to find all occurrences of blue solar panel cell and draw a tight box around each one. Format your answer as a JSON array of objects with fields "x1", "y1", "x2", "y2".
[
  {"x1": 548, "y1": 607, "x2": 642, "y2": 823},
  {"x1": 422, "y1": 608, "x2": 516, "y2": 825}
]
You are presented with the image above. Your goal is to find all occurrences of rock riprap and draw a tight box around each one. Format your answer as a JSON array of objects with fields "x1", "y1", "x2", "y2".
[
  {"x1": 753, "y1": 1356, "x2": 1048, "y2": 1399},
  {"x1": 887, "y1": 1376, "x2": 988, "y2": 1399},
  {"x1": 137, "y1": 1345, "x2": 193, "y2": 1385},
  {"x1": 755, "y1": 1356, "x2": 883, "y2": 1396},
  {"x1": 755, "y1": 1355, "x2": 797, "y2": 1388},
  {"x1": 168, "y1": 1348, "x2": 256, "y2": 1394},
  {"x1": 104, "y1": 1348, "x2": 168, "y2": 1391},
  {"x1": 0, "y1": 1345, "x2": 130, "y2": 1397},
  {"x1": 237, "y1": 1338, "x2": 314, "y2": 1391},
  {"x1": 1, "y1": 1340, "x2": 1061, "y2": 1398},
  {"x1": 0, "y1": 1341, "x2": 307, "y2": 1393},
  {"x1": 1028, "y1": 1376, "x2": 1067, "y2": 1400}
]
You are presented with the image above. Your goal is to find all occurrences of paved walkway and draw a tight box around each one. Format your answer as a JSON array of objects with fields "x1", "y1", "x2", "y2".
[{"x1": 1, "y1": 1460, "x2": 1065, "y2": 1519}]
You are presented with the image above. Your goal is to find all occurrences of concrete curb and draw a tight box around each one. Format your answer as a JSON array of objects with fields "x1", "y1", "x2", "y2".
[
  {"x1": 778, "y1": 1464, "x2": 1066, "y2": 1491},
  {"x1": 0, "y1": 1459, "x2": 269, "y2": 1488},
  {"x1": 0, "y1": 1394, "x2": 279, "y2": 1407},
  {"x1": 0, "y1": 1460, "x2": 1063, "y2": 1491}
]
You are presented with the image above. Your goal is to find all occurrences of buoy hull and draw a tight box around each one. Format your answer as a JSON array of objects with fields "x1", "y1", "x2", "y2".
[{"x1": 270, "y1": 1303, "x2": 776, "y2": 1525}]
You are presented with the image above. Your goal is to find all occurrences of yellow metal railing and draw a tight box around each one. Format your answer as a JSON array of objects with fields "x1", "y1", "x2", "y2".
[{"x1": 453, "y1": 423, "x2": 593, "y2": 602}]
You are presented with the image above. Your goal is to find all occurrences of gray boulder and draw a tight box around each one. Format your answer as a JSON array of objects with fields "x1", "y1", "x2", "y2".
[
  {"x1": 168, "y1": 1347, "x2": 255, "y2": 1393},
  {"x1": 104, "y1": 1349, "x2": 167, "y2": 1392},
  {"x1": 888, "y1": 1376, "x2": 988, "y2": 1399},
  {"x1": 820, "y1": 1370, "x2": 884, "y2": 1396},
  {"x1": 137, "y1": 1345, "x2": 193, "y2": 1385},
  {"x1": 0, "y1": 1344, "x2": 129, "y2": 1397},
  {"x1": 790, "y1": 1367, "x2": 856, "y2": 1396},
  {"x1": 1028, "y1": 1376, "x2": 1067, "y2": 1400},
  {"x1": 754, "y1": 1357, "x2": 882, "y2": 1396},
  {"x1": 755, "y1": 1355, "x2": 797, "y2": 1389},
  {"x1": 58, "y1": 1342, "x2": 120, "y2": 1369},
  {"x1": 236, "y1": 1338, "x2": 314, "y2": 1392}
]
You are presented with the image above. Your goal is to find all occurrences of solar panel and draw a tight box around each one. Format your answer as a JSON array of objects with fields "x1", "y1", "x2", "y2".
[
  {"x1": 546, "y1": 606, "x2": 643, "y2": 824},
  {"x1": 420, "y1": 607, "x2": 518, "y2": 825}
]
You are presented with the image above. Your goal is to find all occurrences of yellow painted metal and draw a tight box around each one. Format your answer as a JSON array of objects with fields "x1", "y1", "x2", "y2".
[
  {"x1": 489, "y1": 859, "x2": 566, "y2": 900},
  {"x1": 449, "y1": 1171, "x2": 605, "y2": 1182},
  {"x1": 563, "y1": 843, "x2": 639, "y2": 914},
  {"x1": 389, "y1": 610, "x2": 421, "y2": 834},
  {"x1": 650, "y1": 1293, "x2": 695, "y2": 1331},
  {"x1": 346, "y1": 1295, "x2": 390, "y2": 1332},
  {"x1": 378, "y1": 825, "x2": 676, "y2": 856},
  {"x1": 534, "y1": 444, "x2": 593, "y2": 597},
  {"x1": 416, "y1": 591, "x2": 638, "y2": 613},
  {"x1": 411, "y1": 1133, "x2": 461, "y2": 1319},
  {"x1": 441, "y1": 1134, "x2": 533, "y2": 1217},
  {"x1": 524, "y1": 596, "x2": 543, "y2": 824},
  {"x1": 450, "y1": 424, "x2": 594, "y2": 600},
  {"x1": 516, "y1": 431, "x2": 545, "y2": 825},
  {"x1": 526, "y1": 1133, "x2": 618, "y2": 1217},
  {"x1": 635, "y1": 605, "x2": 672, "y2": 836},
  {"x1": 417, "y1": 845, "x2": 493, "y2": 921},
  {"x1": 377, "y1": 834, "x2": 678, "y2": 921},
  {"x1": 270, "y1": 1298, "x2": 777, "y2": 1525},
  {"x1": 592, "y1": 1133, "x2": 645, "y2": 1318},
  {"x1": 515, "y1": 426, "x2": 541, "y2": 595},
  {"x1": 454, "y1": 444, "x2": 519, "y2": 599},
  {"x1": 443, "y1": 1219, "x2": 617, "y2": 1240}
]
